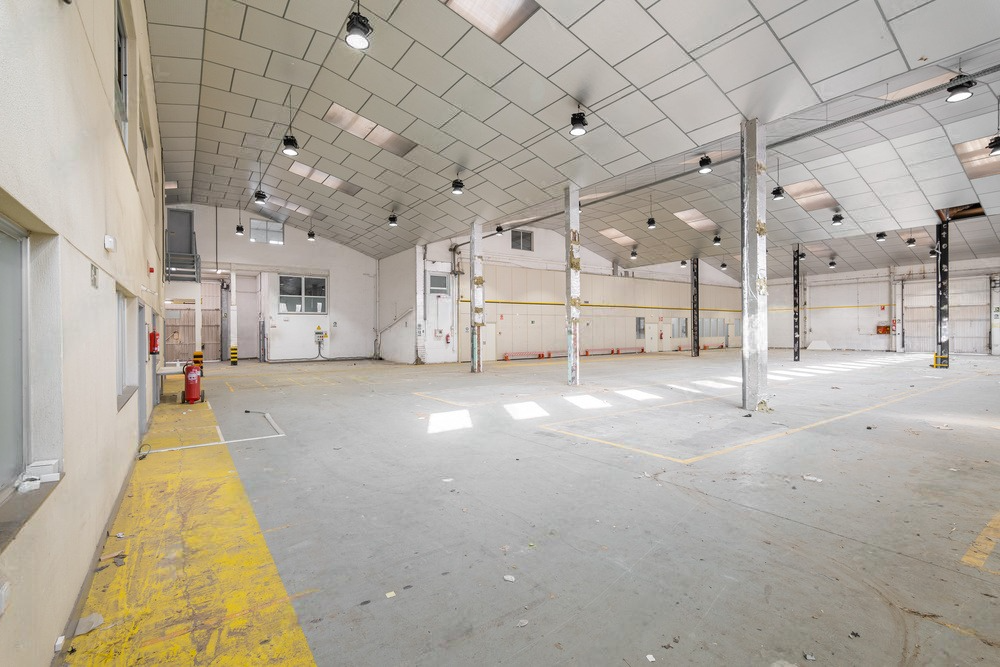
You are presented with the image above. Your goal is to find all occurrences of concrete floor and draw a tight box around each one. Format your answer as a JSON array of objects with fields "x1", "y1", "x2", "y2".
[{"x1": 202, "y1": 350, "x2": 1000, "y2": 666}]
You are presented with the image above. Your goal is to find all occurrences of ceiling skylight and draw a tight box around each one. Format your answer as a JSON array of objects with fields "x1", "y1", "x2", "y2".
[
  {"x1": 598, "y1": 227, "x2": 636, "y2": 247},
  {"x1": 783, "y1": 180, "x2": 838, "y2": 212},
  {"x1": 674, "y1": 208, "x2": 716, "y2": 232},
  {"x1": 444, "y1": 0, "x2": 539, "y2": 43},
  {"x1": 323, "y1": 103, "x2": 417, "y2": 157},
  {"x1": 289, "y1": 161, "x2": 363, "y2": 197}
]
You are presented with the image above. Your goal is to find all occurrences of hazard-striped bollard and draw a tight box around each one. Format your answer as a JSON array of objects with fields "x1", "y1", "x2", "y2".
[
  {"x1": 193, "y1": 350, "x2": 204, "y2": 376},
  {"x1": 230, "y1": 346, "x2": 238, "y2": 366}
]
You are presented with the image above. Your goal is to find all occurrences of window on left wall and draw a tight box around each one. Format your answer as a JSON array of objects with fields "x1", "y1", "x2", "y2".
[{"x1": 114, "y1": 1, "x2": 128, "y2": 146}]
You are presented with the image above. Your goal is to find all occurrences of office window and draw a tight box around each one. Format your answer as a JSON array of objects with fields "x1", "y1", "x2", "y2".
[
  {"x1": 429, "y1": 274, "x2": 449, "y2": 295},
  {"x1": 279, "y1": 275, "x2": 326, "y2": 314},
  {"x1": 671, "y1": 317, "x2": 687, "y2": 338},
  {"x1": 511, "y1": 229, "x2": 533, "y2": 251},
  {"x1": 115, "y1": 1, "x2": 128, "y2": 144},
  {"x1": 250, "y1": 219, "x2": 284, "y2": 245},
  {"x1": 635, "y1": 317, "x2": 645, "y2": 339},
  {"x1": 0, "y1": 221, "x2": 25, "y2": 494}
]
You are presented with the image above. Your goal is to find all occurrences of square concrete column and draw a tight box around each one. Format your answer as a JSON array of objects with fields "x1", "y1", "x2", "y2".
[
  {"x1": 991, "y1": 274, "x2": 1000, "y2": 356},
  {"x1": 565, "y1": 185, "x2": 581, "y2": 385},
  {"x1": 470, "y1": 220, "x2": 485, "y2": 373},
  {"x1": 741, "y1": 118, "x2": 769, "y2": 410}
]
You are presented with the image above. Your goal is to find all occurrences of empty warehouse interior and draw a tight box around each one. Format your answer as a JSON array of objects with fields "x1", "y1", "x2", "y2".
[{"x1": 1, "y1": 0, "x2": 999, "y2": 664}]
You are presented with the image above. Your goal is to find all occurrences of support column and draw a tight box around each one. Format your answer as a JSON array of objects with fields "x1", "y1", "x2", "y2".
[
  {"x1": 470, "y1": 220, "x2": 484, "y2": 373},
  {"x1": 565, "y1": 185, "x2": 581, "y2": 385},
  {"x1": 792, "y1": 245, "x2": 800, "y2": 362},
  {"x1": 991, "y1": 274, "x2": 999, "y2": 356},
  {"x1": 690, "y1": 258, "x2": 699, "y2": 357},
  {"x1": 741, "y1": 118, "x2": 769, "y2": 410},
  {"x1": 935, "y1": 218, "x2": 949, "y2": 368}
]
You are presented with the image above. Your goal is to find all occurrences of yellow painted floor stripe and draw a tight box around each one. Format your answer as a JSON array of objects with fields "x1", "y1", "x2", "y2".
[
  {"x1": 962, "y1": 510, "x2": 1000, "y2": 574},
  {"x1": 64, "y1": 388, "x2": 315, "y2": 666}
]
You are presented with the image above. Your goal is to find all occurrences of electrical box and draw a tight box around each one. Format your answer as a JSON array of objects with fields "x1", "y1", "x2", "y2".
[{"x1": 314, "y1": 329, "x2": 328, "y2": 343}]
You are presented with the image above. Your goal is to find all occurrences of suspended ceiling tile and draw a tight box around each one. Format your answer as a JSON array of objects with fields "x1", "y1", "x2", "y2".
[
  {"x1": 203, "y1": 32, "x2": 272, "y2": 75},
  {"x1": 617, "y1": 35, "x2": 690, "y2": 89},
  {"x1": 599, "y1": 91, "x2": 665, "y2": 136},
  {"x1": 151, "y1": 56, "x2": 203, "y2": 84},
  {"x1": 768, "y1": 0, "x2": 853, "y2": 38},
  {"x1": 573, "y1": 126, "x2": 637, "y2": 164},
  {"x1": 443, "y1": 76, "x2": 509, "y2": 122},
  {"x1": 148, "y1": 24, "x2": 204, "y2": 59},
  {"x1": 443, "y1": 29, "x2": 520, "y2": 87},
  {"x1": 782, "y1": 0, "x2": 895, "y2": 83},
  {"x1": 358, "y1": 95, "x2": 416, "y2": 134},
  {"x1": 550, "y1": 51, "x2": 631, "y2": 106},
  {"x1": 241, "y1": 7, "x2": 313, "y2": 59},
  {"x1": 395, "y1": 42, "x2": 465, "y2": 96},
  {"x1": 399, "y1": 86, "x2": 460, "y2": 128},
  {"x1": 700, "y1": 25, "x2": 790, "y2": 93},
  {"x1": 889, "y1": 0, "x2": 1000, "y2": 67},
  {"x1": 503, "y1": 9, "x2": 587, "y2": 77},
  {"x1": 570, "y1": 0, "x2": 665, "y2": 66},
  {"x1": 350, "y1": 57, "x2": 414, "y2": 105},
  {"x1": 648, "y1": 0, "x2": 757, "y2": 52},
  {"x1": 654, "y1": 77, "x2": 738, "y2": 134},
  {"x1": 265, "y1": 53, "x2": 321, "y2": 89},
  {"x1": 626, "y1": 118, "x2": 695, "y2": 162},
  {"x1": 727, "y1": 64, "x2": 819, "y2": 124},
  {"x1": 201, "y1": 62, "x2": 234, "y2": 91},
  {"x1": 441, "y1": 112, "x2": 499, "y2": 149},
  {"x1": 529, "y1": 132, "x2": 582, "y2": 167},
  {"x1": 493, "y1": 65, "x2": 565, "y2": 114},
  {"x1": 391, "y1": 0, "x2": 471, "y2": 56},
  {"x1": 486, "y1": 104, "x2": 549, "y2": 144}
]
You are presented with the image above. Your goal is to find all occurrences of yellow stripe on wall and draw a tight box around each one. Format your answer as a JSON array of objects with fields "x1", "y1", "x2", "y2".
[
  {"x1": 457, "y1": 298, "x2": 739, "y2": 313},
  {"x1": 64, "y1": 395, "x2": 315, "y2": 666}
]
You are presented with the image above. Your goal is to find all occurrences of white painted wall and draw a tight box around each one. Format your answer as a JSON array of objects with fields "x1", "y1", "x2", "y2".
[
  {"x1": 0, "y1": 1, "x2": 163, "y2": 663},
  {"x1": 377, "y1": 248, "x2": 418, "y2": 363},
  {"x1": 165, "y1": 205, "x2": 377, "y2": 360}
]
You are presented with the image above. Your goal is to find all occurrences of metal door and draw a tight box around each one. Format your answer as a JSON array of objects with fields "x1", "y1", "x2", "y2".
[
  {"x1": 166, "y1": 209, "x2": 194, "y2": 254},
  {"x1": 236, "y1": 274, "x2": 260, "y2": 359}
]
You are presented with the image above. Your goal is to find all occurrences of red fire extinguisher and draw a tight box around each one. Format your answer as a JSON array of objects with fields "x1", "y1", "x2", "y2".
[
  {"x1": 183, "y1": 363, "x2": 204, "y2": 404},
  {"x1": 445, "y1": 333, "x2": 451, "y2": 344},
  {"x1": 149, "y1": 330, "x2": 160, "y2": 355}
]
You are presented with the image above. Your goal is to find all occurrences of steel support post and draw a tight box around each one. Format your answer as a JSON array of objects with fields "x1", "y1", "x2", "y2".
[
  {"x1": 741, "y1": 118, "x2": 769, "y2": 410},
  {"x1": 991, "y1": 274, "x2": 1000, "y2": 356},
  {"x1": 935, "y1": 219, "x2": 949, "y2": 368},
  {"x1": 690, "y1": 258, "x2": 700, "y2": 357},
  {"x1": 470, "y1": 220, "x2": 485, "y2": 373},
  {"x1": 565, "y1": 185, "x2": 581, "y2": 385},
  {"x1": 793, "y1": 244, "x2": 800, "y2": 362}
]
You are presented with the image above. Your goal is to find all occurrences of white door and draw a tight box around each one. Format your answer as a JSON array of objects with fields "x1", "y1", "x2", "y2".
[{"x1": 902, "y1": 280, "x2": 935, "y2": 353}]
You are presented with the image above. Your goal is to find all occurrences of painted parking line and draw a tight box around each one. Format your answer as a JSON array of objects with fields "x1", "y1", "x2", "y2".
[
  {"x1": 961, "y1": 510, "x2": 1000, "y2": 575},
  {"x1": 565, "y1": 394, "x2": 611, "y2": 409},
  {"x1": 616, "y1": 389, "x2": 661, "y2": 401},
  {"x1": 504, "y1": 401, "x2": 550, "y2": 420}
]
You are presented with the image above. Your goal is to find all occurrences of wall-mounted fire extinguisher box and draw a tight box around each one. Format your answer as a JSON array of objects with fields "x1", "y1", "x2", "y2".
[{"x1": 149, "y1": 330, "x2": 160, "y2": 355}]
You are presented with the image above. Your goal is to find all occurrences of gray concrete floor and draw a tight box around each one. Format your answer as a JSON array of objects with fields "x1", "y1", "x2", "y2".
[{"x1": 204, "y1": 350, "x2": 1000, "y2": 666}]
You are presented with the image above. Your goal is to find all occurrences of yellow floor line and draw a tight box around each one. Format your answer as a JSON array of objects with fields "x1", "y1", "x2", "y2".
[
  {"x1": 64, "y1": 399, "x2": 315, "y2": 666},
  {"x1": 962, "y1": 510, "x2": 1000, "y2": 574}
]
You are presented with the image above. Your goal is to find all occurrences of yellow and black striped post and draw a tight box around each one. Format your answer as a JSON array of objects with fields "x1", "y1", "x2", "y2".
[
  {"x1": 193, "y1": 350, "x2": 204, "y2": 376},
  {"x1": 230, "y1": 345, "x2": 238, "y2": 366}
]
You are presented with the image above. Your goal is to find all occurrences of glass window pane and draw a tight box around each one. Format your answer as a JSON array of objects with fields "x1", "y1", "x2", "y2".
[
  {"x1": 305, "y1": 297, "x2": 326, "y2": 313},
  {"x1": 0, "y1": 225, "x2": 23, "y2": 491},
  {"x1": 279, "y1": 296, "x2": 302, "y2": 313},
  {"x1": 279, "y1": 276, "x2": 302, "y2": 296},
  {"x1": 304, "y1": 277, "x2": 326, "y2": 296},
  {"x1": 522, "y1": 231, "x2": 533, "y2": 251},
  {"x1": 267, "y1": 221, "x2": 283, "y2": 233},
  {"x1": 250, "y1": 226, "x2": 267, "y2": 243}
]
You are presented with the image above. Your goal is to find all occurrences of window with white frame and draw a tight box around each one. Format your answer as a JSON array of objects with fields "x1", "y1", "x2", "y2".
[
  {"x1": 0, "y1": 220, "x2": 25, "y2": 494},
  {"x1": 511, "y1": 229, "x2": 533, "y2": 251},
  {"x1": 115, "y1": 1, "x2": 128, "y2": 144},
  {"x1": 279, "y1": 275, "x2": 327, "y2": 314},
  {"x1": 250, "y1": 219, "x2": 284, "y2": 245},
  {"x1": 116, "y1": 291, "x2": 128, "y2": 396},
  {"x1": 428, "y1": 274, "x2": 449, "y2": 295}
]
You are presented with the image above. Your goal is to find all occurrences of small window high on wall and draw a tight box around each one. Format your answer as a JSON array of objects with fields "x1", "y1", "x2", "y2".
[
  {"x1": 279, "y1": 275, "x2": 326, "y2": 314},
  {"x1": 115, "y1": 1, "x2": 128, "y2": 144},
  {"x1": 511, "y1": 229, "x2": 533, "y2": 251},
  {"x1": 251, "y1": 219, "x2": 284, "y2": 245}
]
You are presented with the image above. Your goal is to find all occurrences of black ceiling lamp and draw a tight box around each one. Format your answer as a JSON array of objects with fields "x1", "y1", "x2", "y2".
[
  {"x1": 254, "y1": 189, "x2": 267, "y2": 205},
  {"x1": 495, "y1": 225, "x2": 504, "y2": 235},
  {"x1": 646, "y1": 193, "x2": 656, "y2": 229},
  {"x1": 829, "y1": 259, "x2": 837, "y2": 269},
  {"x1": 798, "y1": 250, "x2": 806, "y2": 259},
  {"x1": 988, "y1": 97, "x2": 1000, "y2": 157},
  {"x1": 452, "y1": 176, "x2": 464, "y2": 195},
  {"x1": 630, "y1": 247, "x2": 638, "y2": 260},
  {"x1": 720, "y1": 261, "x2": 728, "y2": 270},
  {"x1": 831, "y1": 212, "x2": 843, "y2": 226},
  {"x1": 680, "y1": 259, "x2": 687, "y2": 267},
  {"x1": 875, "y1": 231, "x2": 887, "y2": 243},
  {"x1": 698, "y1": 155, "x2": 713, "y2": 174},
  {"x1": 771, "y1": 156, "x2": 785, "y2": 200},
  {"x1": 235, "y1": 223, "x2": 244, "y2": 236},
  {"x1": 712, "y1": 235, "x2": 721, "y2": 246},
  {"x1": 307, "y1": 229, "x2": 316, "y2": 242},
  {"x1": 906, "y1": 237, "x2": 916, "y2": 247},
  {"x1": 945, "y1": 74, "x2": 976, "y2": 103},
  {"x1": 388, "y1": 213, "x2": 398, "y2": 227},
  {"x1": 345, "y1": 0, "x2": 373, "y2": 50},
  {"x1": 929, "y1": 247, "x2": 938, "y2": 257},
  {"x1": 281, "y1": 91, "x2": 299, "y2": 156},
  {"x1": 570, "y1": 109, "x2": 587, "y2": 136}
]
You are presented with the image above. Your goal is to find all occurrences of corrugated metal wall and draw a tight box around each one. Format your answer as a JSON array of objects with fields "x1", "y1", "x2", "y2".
[{"x1": 902, "y1": 277, "x2": 989, "y2": 354}]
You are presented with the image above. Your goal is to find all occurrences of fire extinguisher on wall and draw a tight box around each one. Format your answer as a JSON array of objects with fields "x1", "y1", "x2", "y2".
[
  {"x1": 149, "y1": 330, "x2": 160, "y2": 355},
  {"x1": 445, "y1": 333, "x2": 451, "y2": 344}
]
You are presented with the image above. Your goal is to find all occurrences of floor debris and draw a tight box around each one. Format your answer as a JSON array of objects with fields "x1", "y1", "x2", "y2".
[
  {"x1": 850, "y1": 631, "x2": 861, "y2": 638},
  {"x1": 933, "y1": 424, "x2": 953, "y2": 430},
  {"x1": 385, "y1": 591, "x2": 396, "y2": 598},
  {"x1": 804, "y1": 652, "x2": 816, "y2": 661},
  {"x1": 802, "y1": 475, "x2": 822, "y2": 483},
  {"x1": 99, "y1": 550, "x2": 123, "y2": 561},
  {"x1": 865, "y1": 425, "x2": 876, "y2": 430},
  {"x1": 516, "y1": 619, "x2": 528, "y2": 628},
  {"x1": 74, "y1": 613, "x2": 104, "y2": 637},
  {"x1": 646, "y1": 655, "x2": 656, "y2": 662},
  {"x1": 503, "y1": 575, "x2": 516, "y2": 583},
  {"x1": 115, "y1": 532, "x2": 126, "y2": 539}
]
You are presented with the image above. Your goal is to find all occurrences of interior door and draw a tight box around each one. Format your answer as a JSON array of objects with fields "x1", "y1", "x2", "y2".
[{"x1": 236, "y1": 274, "x2": 260, "y2": 359}]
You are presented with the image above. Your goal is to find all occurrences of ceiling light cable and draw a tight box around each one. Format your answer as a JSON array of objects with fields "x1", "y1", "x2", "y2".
[
  {"x1": 647, "y1": 193, "x2": 656, "y2": 229},
  {"x1": 771, "y1": 156, "x2": 785, "y2": 200},
  {"x1": 282, "y1": 91, "x2": 299, "y2": 156}
]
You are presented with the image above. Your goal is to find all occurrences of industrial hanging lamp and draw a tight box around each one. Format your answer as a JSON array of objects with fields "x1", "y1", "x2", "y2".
[
  {"x1": 235, "y1": 223, "x2": 244, "y2": 236},
  {"x1": 875, "y1": 231, "x2": 887, "y2": 243},
  {"x1": 906, "y1": 237, "x2": 916, "y2": 247},
  {"x1": 630, "y1": 247, "x2": 638, "y2": 260},
  {"x1": 253, "y1": 189, "x2": 267, "y2": 205},
  {"x1": 712, "y1": 235, "x2": 721, "y2": 246},
  {"x1": 680, "y1": 259, "x2": 687, "y2": 267},
  {"x1": 646, "y1": 193, "x2": 656, "y2": 229},
  {"x1": 282, "y1": 91, "x2": 299, "y2": 156},
  {"x1": 452, "y1": 176, "x2": 464, "y2": 195},
  {"x1": 771, "y1": 156, "x2": 785, "y2": 200},
  {"x1": 831, "y1": 212, "x2": 843, "y2": 226},
  {"x1": 569, "y1": 105, "x2": 587, "y2": 136},
  {"x1": 720, "y1": 261, "x2": 728, "y2": 270},
  {"x1": 388, "y1": 213, "x2": 398, "y2": 227},
  {"x1": 307, "y1": 229, "x2": 316, "y2": 242},
  {"x1": 698, "y1": 155, "x2": 712, "y2": 174},
  {"x1": 345, "y1": 0, "x2": 373, "y2": 50},
  {"x1": 945, "y1": 74, "x2": 976, "y2": 103},
  {"x1": 988, "y1": 96, "x2": 1000, "y2": 157},
  {"x1": 495, "y1": 225, "x2": 504, "y2": 235}
]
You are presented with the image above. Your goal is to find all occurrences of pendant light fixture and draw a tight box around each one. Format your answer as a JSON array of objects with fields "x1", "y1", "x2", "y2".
[
  {"x1": 570, "y1": 104, "x2": 587, "y2": 136},
  {"x1": 698, "y1": 155, "x2": 712, "y2": 174},
  {"x1": 831, "y1": 212, "x2": 843, "y2": 226},
  {"x1": 495, "y1": 225, "x2": 504, "y2": 235},
  {"x1": 712, "y1": 235, "x2": 721, "y2": 246},
  {"x1": 987, "y1": 97, "x2": 1000, "y2": 157},
  {"x1": 720, "y1": 261, "x2": 728, "y2": 270},
  {"x1": 235, "y1": 223, "x2": 245, "y2": 236},
  {"x1": 345, "y1": 0, "x2": 373, "y2": 50},
  {"x1": 646, "y1": 193, "x2": 656, "y2": 229},
  {"x1": 875, "y1": 231, "x2": 887, "y2": 243},
  {"x1": 452, "y1": 173, "x2": 464, "y2": 195},
  {"x1": 307, "y1": 229, "x2": 316, "y2": 242},
  {"x1": 680, "y1": 259, "x2": 687, "y2": 267},
  {"x1": 906, "y1": 237, "x2": 916, "y2": 247},
  {"x1": 254, "y1": 189, "x2": 267, "y2": 205},
  {"x1": 388, "y1": 214, "x2": 397, "y2": 227},
  {"x1": 630, "y1": 247, "x2": 638, "y2": 260},
  {"x1": 945, "y1": 74, "x2": 976, "y2": 103},
  {"x1": 771, "y1": 156, "x2": 785, "y2": 200},
  {"x1": 282, "y1": 91, "x2": 299, "y2": 157},
  {"x1": 929, "y1": 247, "x2": 938, "y2": 257},
  {"x1": 829, "y1": 259, "x2": 837, "y2": 269}
]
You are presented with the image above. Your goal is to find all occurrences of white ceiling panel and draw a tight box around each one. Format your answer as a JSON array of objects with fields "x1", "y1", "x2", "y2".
[
  {"x1": 698, "y1": 25, "x2": 790, "y2": 93},
  {"x1": 503, "y1": 9, "x2": 587, "y2": 77},
  {"x1": 570, "y1": 0, "x2": 665, "y2": 66},
  {"x1": 648, "y1": 0, "x2": 758, "y2": 52}
]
